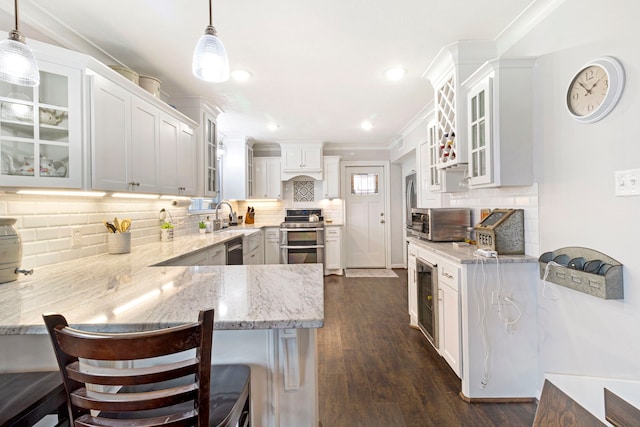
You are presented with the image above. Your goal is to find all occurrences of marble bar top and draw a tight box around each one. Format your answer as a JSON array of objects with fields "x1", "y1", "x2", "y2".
[
  {"x1": 0, "y1": 229, "x2": 324, "y2": 335},
  {"x1": 407, "y1": 237, "x2": 538, "y2": 264}
]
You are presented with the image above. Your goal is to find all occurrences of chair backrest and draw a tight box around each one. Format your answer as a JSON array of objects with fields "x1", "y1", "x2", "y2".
[{"x1": 43, "y1": 309, "x2": 214, "y2": 427}]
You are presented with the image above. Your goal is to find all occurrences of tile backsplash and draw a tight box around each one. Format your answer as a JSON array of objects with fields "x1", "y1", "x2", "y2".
[
  {"x1": 444, "y1": 183, "x2": 539, "y2": 256},
  {"x1": 0, "y1": 181, "x2": 345, "y2": 269}
]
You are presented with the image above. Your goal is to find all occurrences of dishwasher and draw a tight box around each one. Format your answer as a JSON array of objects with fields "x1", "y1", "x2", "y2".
[{"x1": 225, "y1": 237, "x2": 244, "y2": 265}]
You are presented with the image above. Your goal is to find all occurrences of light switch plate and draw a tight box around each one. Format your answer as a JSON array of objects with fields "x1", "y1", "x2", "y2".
[{"x1": 615, "y1": 169, "x2": 640, "y2": 197}]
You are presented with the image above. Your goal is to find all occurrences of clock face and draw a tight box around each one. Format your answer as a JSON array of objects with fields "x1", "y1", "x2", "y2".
[
  {"x1": 566, "y1": 57, "x2": 625, "y2": 123},
  {"x1": 567, "y1": 65, "x2": 609, "y2": 117}
]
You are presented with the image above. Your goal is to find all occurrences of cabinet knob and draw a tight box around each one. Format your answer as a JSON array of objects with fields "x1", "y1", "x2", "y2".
[{"x1": 380, "y1": 220, "x2": 385, "y2": 223}]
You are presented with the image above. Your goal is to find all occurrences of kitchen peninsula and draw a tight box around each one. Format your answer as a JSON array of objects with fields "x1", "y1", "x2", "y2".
[{"x1": 0, "y1": 230, "x2": 324, "y2": 427}]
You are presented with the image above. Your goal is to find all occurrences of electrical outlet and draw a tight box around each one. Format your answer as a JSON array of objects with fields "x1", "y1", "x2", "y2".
[
  {"x1": 71, "y1": 226, "x2": 82, "y2": 248},
  {"x1": 615, "y1": 168, "x2": 640, "y2": 197}
]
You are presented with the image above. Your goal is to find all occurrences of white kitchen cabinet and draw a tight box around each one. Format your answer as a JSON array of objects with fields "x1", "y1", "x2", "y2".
[
  {"x1": 243, "y1": 230, "x2": 264, "y2": 265},
  {"x1": 324, "y1": 225, "x2": 343, "y2": 275},
  {"x1": 222, "y1": 138, "x2": 254, "y2": 200},
  {"x1": 208, "y1": 244, "x2": 225, "y2": 265},
  {"x1": 0, "y1": 60, "x2": 83, "y2": 189},
  {"x1": 407, "y1": 244, "x2": 418, "y2": 326},
  {"x1": 91, "y1": 68, "x2": 197, "y2": 194},
  {"x1": 462, "y1": 58, "x2": 535, "y2": 188},
  {"x1": 279, "y1": 142, "x2": 323, "y2": 180},
  {"x1": 407, "y1": 238, "x2": 538, "y2": 399},
  {"x1": 170, "y1": 97, "x2": 221, "y2": 198},
  {"x1": 91, "y1": 73, "x2": 132, "y2": 191},
  {"x1": 423, "y1": 41, "x2": 495, "y2": 171},
  {"x1": 437, "y1": 260, "x2": 461, "y2": 378},
  {"x1": 264, "y1": 227, "x2": 280, "y2": 264},
  {"x1": 159, "y1": 113, "x2": 196, "y2": 196},
  {"x1": 254, "y1": 157, "x2": 282, "y2": 199},
  {"x1": 322, "y1": 156, "x2": 340, "y2": 199}
]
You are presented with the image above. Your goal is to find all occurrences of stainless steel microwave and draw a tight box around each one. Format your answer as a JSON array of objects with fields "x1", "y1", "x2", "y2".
[{"x1": 407, "y1": 208, "x2": 471, "y2": 242}]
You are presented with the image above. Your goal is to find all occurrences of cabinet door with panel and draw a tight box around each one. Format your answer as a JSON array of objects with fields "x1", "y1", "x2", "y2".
[
  {"x1": 208, "y1": 244, "x2": 225, "y2": 265},
  {"x1": 254, "y1": 157, "x2": 281, "y2": 199},
  {"x1": 176, "y1": 124, "x2": 196, "y2": 195},
  {"x1": 324, "y1": 226, "x2": 342, "y2": 274},
  {"x1": 322, "y1": 156, "x2": 340, "y2": 199},
  {"x1": 280, "y1": 143, "x2": 322, "y2": 172},
  {"x1": 264, "y1": 227, "x2": 280, "y2": 264},
  {"x1": 462, "y1": 58, "x2": 535, "y2": 188},
  {"x1": 91, "y1": 73, "x2": 131, "y2": 191},
  {"x1": 159, "y1": 114, "x2": 179, "y2": 194},
  {"x1": 0, "y1": 60, "x2": 83, "y2": 188},
  {"x1": 407, "y1": 243, "x2": 418, "y2": 327},
  {"x1": 130, "y1": 97, "x2": 160, "y2": 193},
  {"x1": 438, "y1": 260, "x2": 461, "y2": 377}
]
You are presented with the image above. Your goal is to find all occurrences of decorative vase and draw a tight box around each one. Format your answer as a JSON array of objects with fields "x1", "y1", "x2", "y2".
[{"x1": 161, "y1": 228, "x2": 174, "y2": 242}]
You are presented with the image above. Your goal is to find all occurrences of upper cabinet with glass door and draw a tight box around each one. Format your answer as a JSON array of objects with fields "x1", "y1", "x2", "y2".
[
  {"x1": 422, "y1": 41, "x2": 495, "y2": 171},
  {"x1": 461, "y1": 58, "x2": 536, "y2": 188},
  {"x1": 0, "y1": 60, "x2": 82, "y2": 188}
]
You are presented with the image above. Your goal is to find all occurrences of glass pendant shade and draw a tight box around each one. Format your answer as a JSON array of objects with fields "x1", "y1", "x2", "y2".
[{"x1": 192, "y1": 26, "x2": 229, "y2": 82}]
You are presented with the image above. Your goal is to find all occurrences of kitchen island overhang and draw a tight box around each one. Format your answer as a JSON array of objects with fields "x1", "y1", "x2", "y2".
[{"x1": 0, "y1": 256, "x2": 324, "y2": 427}]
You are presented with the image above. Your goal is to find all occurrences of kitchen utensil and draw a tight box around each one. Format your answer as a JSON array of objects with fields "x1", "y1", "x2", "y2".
[
  {"x1": 120, "y1": 218, "x2": 131, "y2": 232},
  {"x1": 113, "y1": 218, "x2": 121, "y2": 233},
  {"x1": 104, "y1": 221, "x2": 117, "y2": 233}
]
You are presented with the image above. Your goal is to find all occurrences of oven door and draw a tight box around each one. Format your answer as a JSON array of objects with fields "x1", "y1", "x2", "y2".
[
  {"x1": 280, "y1": 245, "x2": 324, "y2": 264},
  {"x1": 280, "y1": 227, "x2": 325, "y2": 264},
  {"x1": 416, "y1": 257, "x2": 438, "y2": 349}
]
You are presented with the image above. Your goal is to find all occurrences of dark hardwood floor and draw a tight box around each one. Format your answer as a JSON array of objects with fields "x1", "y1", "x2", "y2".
[{"x1": 317, "y1": 270, "x2": 537, "y2": 427}]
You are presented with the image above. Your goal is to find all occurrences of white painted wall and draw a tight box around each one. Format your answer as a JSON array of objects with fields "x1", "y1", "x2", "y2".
[{"x1": 503, "y1": 0, "x2": 640, "y2": 387}]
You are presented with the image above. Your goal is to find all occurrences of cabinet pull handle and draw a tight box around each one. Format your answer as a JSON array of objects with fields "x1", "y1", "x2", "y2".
[{"x1": 442, "y1": 272, "x2": 453, "y2": 279}]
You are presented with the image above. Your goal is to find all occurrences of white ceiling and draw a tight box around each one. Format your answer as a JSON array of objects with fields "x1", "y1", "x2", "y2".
[{"x1": 0, "y1": 0, "x2": 534, "y2": 148}]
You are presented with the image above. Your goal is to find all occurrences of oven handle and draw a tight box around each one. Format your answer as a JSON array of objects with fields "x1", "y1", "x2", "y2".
[
  {"x1": 280, "y1": 245, "x2": 325, "y2": 249},
  {"x1": 280, "y1": 228, "x2": 325, "y2": 232}
]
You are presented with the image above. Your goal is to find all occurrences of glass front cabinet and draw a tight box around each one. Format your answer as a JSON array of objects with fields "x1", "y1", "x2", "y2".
[
  {"x1": 461, "y1": 58, "x2": 535, "y2": 189},
  {"x1": 0, "y1": 60, "x2": 82, "y2": 188}
]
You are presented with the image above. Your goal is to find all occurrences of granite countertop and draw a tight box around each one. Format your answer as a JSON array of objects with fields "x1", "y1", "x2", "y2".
[
  {"x1": 0, "y1": 228, "x2": 324, "y2": 335},
  {"x1": 407, "y1": 237, "x2": 538, "y2": 264}
]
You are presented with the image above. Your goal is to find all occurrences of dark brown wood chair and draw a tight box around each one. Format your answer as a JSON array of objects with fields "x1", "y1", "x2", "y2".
[{"x1": 43, "y1": 309, "x2": 250, "y2": 427}]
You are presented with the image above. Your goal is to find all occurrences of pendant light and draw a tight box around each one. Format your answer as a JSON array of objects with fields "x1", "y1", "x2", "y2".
[
  {"x1": 0, "y1": 0, "x2": 39, "y2": 87},
  {"x1": 192, "y1": 0, "x2": 229, "y2": 82}
]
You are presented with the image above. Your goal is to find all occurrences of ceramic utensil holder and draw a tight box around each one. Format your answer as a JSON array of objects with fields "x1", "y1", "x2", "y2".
[{"x1": 108, "y1": 232, "x2": 131, "y2": 254}]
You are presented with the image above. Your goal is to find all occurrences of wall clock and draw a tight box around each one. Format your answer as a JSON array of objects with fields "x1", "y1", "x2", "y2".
[{"x1": 566, "y1": 56, "x2": 625, "y2": 123}]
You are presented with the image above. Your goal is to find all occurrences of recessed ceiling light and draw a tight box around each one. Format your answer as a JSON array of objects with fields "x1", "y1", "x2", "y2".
[
  {"x1": 361, "y1": 120, "x2": 373, "y2": 131},
  {"x1": 267, "y1": 123, "x2": 279, "y2": 131},
  {"x1": 385, "y1": 67, "x2": 406, "y2": 81},
  {"x1": 231, "y1": 69, "x2": 252, "y2": 81}
]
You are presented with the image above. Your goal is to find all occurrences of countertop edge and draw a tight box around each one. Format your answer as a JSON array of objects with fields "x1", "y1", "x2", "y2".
[{"x1": 407, "y1": 237, "x2": 538, "y2": 264}]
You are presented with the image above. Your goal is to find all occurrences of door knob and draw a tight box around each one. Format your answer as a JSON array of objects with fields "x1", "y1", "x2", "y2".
[
  {"x1": 380, "y1": 219, "x2": 385, "y2": 223},
  {"x1": 380, "y1": 212, "x2": 384, "y2": 216}
]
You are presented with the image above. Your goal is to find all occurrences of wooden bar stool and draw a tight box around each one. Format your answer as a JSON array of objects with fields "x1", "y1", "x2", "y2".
[
  {"x1": 0, "y1": 371, "x2": 68, "y2": 427},
  {"x1": 43, "y1": 309, "x2": 251, "y2": 427}
]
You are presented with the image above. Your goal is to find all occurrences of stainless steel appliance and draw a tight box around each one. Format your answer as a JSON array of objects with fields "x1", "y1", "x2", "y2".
[
  {"x1": 280, "y1": 209, "x2": 324, "y2": 264},
  {"x1": 407, "y1": 208, "x2": 471, "y2": 242},
  {"x1": 405, "y1": 172, "x2": 417, "y2": 226},
  {"x1": 417, "y1": 257, "x2": 438, "y2": 348},
  {"x1": 225, "y1": 237, "x2": 243, "y2": 265}
]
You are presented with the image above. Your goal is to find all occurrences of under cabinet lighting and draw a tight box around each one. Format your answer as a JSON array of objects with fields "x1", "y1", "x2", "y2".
[
  {"x1": 112, "y1": 193, "x2": 160, "y2": 199},
  {"x1": 160, "y1": 195, "x2": 191, "y2": 201},
  {"x1": 16, "y1": 190, "x2": 106, "y2": 197}
]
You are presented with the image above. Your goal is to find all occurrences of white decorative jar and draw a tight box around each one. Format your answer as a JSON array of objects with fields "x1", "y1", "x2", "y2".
[{"x1": 107, "y1": 232, "x2": 131, "y2": 254}]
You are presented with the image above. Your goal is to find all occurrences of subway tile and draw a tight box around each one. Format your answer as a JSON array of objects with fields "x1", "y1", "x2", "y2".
[
  {"x1": 23, "y1": 241, "x2": 48, "y2": 256},
  {"x1": 48, "y1": 238, "x2": 71, "y2": 252},
  {"x1": 36, "y1": 252, "x2": 61, "y2": 267}
]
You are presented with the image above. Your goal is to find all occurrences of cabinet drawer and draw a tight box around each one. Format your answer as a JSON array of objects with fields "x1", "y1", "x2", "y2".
[
  {"x1": 325, "y1": 227, "x2": 341, "y2": 237},
  {"x1": 438, "y1": 261, "x2": 459, "y2": 291},
  {"x1": 265, "y1": 228, "x2": 279, "y2": 240},
  {"x1": 408, "y1": 244, "x2": 418, "y2": 258}
]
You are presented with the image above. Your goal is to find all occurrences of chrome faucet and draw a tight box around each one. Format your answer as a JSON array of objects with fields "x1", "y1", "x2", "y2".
[{"x1": 214, "y1": 201, "x2": 235, "y2": 221}]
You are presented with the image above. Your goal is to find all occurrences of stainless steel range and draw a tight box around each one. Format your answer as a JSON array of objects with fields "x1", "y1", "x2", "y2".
[{"x1": 280, "y1": 209, "x2": 324, "y2": 264}]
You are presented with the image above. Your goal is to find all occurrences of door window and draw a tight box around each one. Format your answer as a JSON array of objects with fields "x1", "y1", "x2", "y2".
[{"x1": 351, "y1": 173, "x2": 378, "y2": 195}]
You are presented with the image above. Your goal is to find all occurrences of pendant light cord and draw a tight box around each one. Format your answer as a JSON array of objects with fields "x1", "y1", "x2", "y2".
[
  {"x1": 14, "y1": 0, "x2": 19, "y2": 32},
  {"x1": 208, "y1": 0, "x2": 213, "y2": 27}
]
